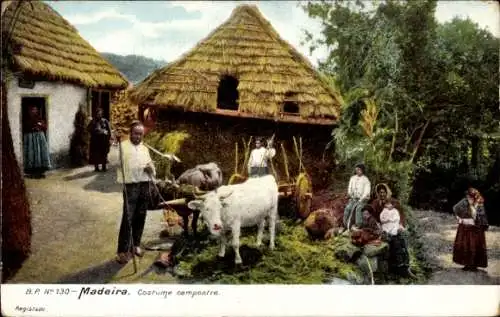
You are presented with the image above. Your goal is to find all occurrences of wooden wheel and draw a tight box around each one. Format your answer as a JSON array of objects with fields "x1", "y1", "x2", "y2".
[
  {"x1": 294, "y1": 172, "x2": 313, "y2": 219},
  {"x1": 228, "y1": 173, "x2": 247, "y2": 185}
]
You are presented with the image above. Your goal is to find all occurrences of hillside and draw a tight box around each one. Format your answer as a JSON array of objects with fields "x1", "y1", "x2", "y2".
[{"x1": 101, "y1": 52, "x2": 168, "y2": 85}]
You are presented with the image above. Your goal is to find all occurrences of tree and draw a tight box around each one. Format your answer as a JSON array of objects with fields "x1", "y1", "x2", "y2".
[
  {"x1": 1, "y1": 0, "x2": 33, "y2": 282},
  {"x1": 302, "y1": 0, "x2": 499, "y2": 207}
]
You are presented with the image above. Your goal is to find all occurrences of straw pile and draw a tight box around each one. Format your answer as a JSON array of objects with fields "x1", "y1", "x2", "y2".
[
  {"x1": 130, "y1": 5, "x2": 341, "y2": 123},
  {"x1": 110, "y1": 90, "x2": 139, "y2": 136},
  {"x1": 2, "y1": 1, "x2": 127, "y2": 89},
  {"x1": 175, "y1": 219, "x2": 363, "y2": 284}
]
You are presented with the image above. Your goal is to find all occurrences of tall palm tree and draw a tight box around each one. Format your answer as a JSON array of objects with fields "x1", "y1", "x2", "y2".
[{"x1": 1, "y1": 0, "x2": 32, "y2": 282}]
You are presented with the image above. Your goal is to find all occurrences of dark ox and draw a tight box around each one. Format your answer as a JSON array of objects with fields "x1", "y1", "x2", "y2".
[
  {"x1": 159, "y1": 162, "x2": 223, "y2": 238},
  {"x1": 176, "y1": 162, "x2": 223, "y2": 191}
]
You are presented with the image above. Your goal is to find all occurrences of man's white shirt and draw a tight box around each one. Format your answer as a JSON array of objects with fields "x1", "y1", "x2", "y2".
[
  {"x1": 347, "y1": 175, "x2": 371, "y2": 201},
  {"x1": 248, "y1": 147, "x2": 276, "y2": 168},
  {"x1": 117, "y1": 139, "x2": 156, "y2": 184}
]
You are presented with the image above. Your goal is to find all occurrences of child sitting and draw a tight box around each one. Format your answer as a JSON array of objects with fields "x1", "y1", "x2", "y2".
[
  {"x1": 379, "y1": 202, "x2": 415, "y2": 278},
  {"x1": 380, "y1": 202, "x2": 403, "y2": 236}
]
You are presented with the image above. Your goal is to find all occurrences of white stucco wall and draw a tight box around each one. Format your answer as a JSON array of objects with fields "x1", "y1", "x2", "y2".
[{"x1": 7, "y1": 77, "x2": 87, "y2": 168}]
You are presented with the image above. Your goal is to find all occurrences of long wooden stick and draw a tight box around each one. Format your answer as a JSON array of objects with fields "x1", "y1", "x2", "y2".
[
  {"x1": 241, "y1": 136, "x2": 253, "y2": 176},
  {"x1": 281, "y1": 142, "x2": 290, "y2": 182},
  {"x1": 293, "y1": 136, "x2": 300, "y2": 175},
  {"x1": 299, "y1": 136, "x2": 303, "y2": 173},
  {"x1": 118, "y1": 139, "x2": 137, "y2": 274},
  {"x1": 234, "y1": 142, "x2": 239, "y2": 174}
]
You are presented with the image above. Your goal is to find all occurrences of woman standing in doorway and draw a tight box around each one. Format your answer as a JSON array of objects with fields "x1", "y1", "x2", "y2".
[
  {"x1": 23, "y1": 105, "x2": 51, "y2": 178},
  {"x1": 87, "y1": 108, "x2": 112, "y2": 172}
]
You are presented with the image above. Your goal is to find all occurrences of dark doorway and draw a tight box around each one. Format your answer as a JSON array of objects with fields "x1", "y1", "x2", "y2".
[
  {"x1": 21, "y1": 97, "x2": 47, "y2": 132},
  {"x1": 21, "y1": 97, "x2": 48, "y2": 168},
  {"x1": 217, "y1": 75, "x2": 239, "y2": 111},
  {"x1": 283, "y1": 92, "x2": 299, "y2": 115},
  {"x1": 91, "y1": 90, "x2": 111, "y2": 119}
]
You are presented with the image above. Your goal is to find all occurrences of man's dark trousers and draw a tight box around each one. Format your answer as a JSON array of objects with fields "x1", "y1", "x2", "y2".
[{"x1": 117, "y1": 182, "x2": 150, "y2": 253}]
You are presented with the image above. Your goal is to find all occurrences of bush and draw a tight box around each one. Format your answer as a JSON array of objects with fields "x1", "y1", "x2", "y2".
[{"x1": 69, "y1": 106, "x2": 90, "y2": 167}]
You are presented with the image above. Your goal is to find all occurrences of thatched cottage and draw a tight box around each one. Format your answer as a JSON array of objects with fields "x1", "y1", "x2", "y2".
[
  {"x1": 129, "y1": 5, "x2": 342, "y2": 187},
  {"x1": 2, "y1": 0, "x2": 128, "y2": 167}
]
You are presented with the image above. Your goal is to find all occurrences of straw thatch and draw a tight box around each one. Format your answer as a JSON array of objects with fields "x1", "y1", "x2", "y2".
[
  {"x1": 110, "y1": 89, "x2": 139, "y2": 135},
  {"x1": 130, "y1": 4, "x2": 341, "y2": 124},
  {"x1": 2, "y1": 1, "x2": 128, "y2": 89}
]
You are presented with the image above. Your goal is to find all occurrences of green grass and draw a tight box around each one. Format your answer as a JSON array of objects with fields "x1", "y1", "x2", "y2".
[{"x1": 173, "y1": 220, "x2": 363, "y2": 284}]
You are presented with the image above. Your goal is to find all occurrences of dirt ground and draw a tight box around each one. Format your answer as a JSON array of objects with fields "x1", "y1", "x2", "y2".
[
  {"x1": 7, "y1": 146, "x2": 500, "y2": 285},
  {"x1": 9, "y1": 146, "x2": 178, "y2": 284},
  {"x1": 414, "y1": 209, "x2": 500, "y2": 285}
]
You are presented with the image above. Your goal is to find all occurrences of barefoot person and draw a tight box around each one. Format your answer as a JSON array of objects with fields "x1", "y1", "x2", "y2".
[
  {"x1": 452, "y1": 187, "x2": 489, "y2": 271},
  {"x1": 343, "y1": 163, "x2": 371, "y2": 231},
  {"x1": 115, "y1": 121, "x2": 156, "y2": 264}
]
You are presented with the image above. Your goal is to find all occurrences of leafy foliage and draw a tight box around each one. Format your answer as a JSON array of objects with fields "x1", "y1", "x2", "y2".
[
  {"x1": 303, "y1": 0, "x2": 499, "y2": 209},
  {"x1": 144, "y1": 131, "x2": 191, "y2": 180}
]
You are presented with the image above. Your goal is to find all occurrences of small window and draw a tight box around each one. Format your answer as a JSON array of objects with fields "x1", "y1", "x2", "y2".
[
  {"x1": 217, "y1": 75, "x2": 239, "y2": 111},
  {"x1": 283, "y1": 92, "x2": 299, "y2": 115},
  {"x1": 18, "y1": 77, "x2": 35, "y2": 89}
]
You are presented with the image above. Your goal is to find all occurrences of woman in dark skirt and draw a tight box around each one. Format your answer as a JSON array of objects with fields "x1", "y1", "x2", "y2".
[
  {"x1": 23, "y1": 105, "x2": 51, "y2": 178},
  {"x1": 87, "y1": 108, "x2": 111, "y2": 172},
  {"x1": 452, "y1": 188, "x2": 489, "y2": 271}
]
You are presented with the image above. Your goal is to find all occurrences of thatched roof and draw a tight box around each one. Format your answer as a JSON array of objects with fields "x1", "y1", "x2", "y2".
[
  {"x1": 2, "y1": 1, "x2": 128, "y2": 90},
  {"x1": 130, "y1": 5, "x2": 341, "y2": 125}
]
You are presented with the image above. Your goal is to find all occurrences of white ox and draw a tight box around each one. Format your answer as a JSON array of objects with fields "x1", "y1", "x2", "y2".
[{"x1": 187, "y1": 174, "x2": 279, "y2": 264}]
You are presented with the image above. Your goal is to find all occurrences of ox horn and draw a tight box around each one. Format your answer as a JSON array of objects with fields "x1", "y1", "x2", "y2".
[
  {"x1": 161, "y1": 198, "x2": 187, "y2": 206},
  {"x1": 193, "y1": 187, "x2": 208, "y2": 199},
  {"x1": 218, "y1": 190, "x2": 233, "y2": 200}
]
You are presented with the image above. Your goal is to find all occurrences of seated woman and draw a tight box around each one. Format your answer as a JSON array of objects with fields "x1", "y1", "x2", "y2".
[
  {"x1": 452, "y1": 188, "x2": 489, "y2": 271},
  {"x1": 370, "y1": 183, "x2": 405, "y2": 225},
  {"x1": 367, "y1": 183, "x2": 414, "y2": 277}
]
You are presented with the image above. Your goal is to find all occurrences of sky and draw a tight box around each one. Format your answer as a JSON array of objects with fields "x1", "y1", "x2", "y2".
[{"x1": 47, "y1": 1, "x2": 499, "y2": 66}]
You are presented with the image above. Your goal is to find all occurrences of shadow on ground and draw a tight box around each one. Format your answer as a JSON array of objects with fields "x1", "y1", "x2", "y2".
[
  {"x1": 61, "y1": 164, "x2": 121, "y2": 193},
  {"x1": 83, "y1": 171, "x2": 122, "y2": 193},
  {"x1": 63, "y1": 170, "x2": 97, "y2": 181},
  {"x1": 57, "y1": 260, "x2": 126, "y2": 284}
]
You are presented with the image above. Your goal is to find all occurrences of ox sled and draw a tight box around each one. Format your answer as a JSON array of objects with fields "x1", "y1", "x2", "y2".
[
  {"x1": 151, "y1": 175, "x2": 279, "y2": 275},
  {"x1": 137, "y1": 149, "x2": 278, "y2": 270}
]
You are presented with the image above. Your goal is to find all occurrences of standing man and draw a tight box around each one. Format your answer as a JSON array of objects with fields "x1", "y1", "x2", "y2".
[
  {"x1": 115, "y1": 121, "x2": 156, "y2": 264},
  {"x1": 343, "y1": 163, "x2": 371, "y2": 231},
  {"x1": 247, "y1": 137, "x2": 276, "y2": 177}
]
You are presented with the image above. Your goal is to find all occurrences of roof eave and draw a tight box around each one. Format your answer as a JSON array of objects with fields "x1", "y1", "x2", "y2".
[{"x1": 141, "y1": 103, "x2": 337, "y2": 126}]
